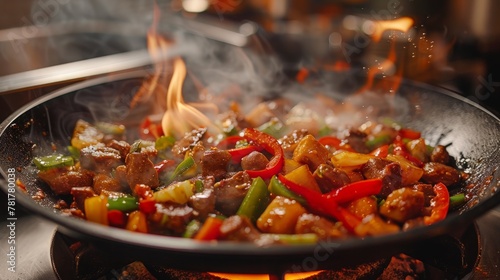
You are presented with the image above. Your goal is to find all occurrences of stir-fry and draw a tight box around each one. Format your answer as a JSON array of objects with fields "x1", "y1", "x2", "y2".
[{"x1": 33, "y1": 100, "x2": 466, "y2": 245}]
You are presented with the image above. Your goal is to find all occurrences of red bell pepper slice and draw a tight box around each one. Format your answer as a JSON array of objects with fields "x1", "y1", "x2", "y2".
[
  {"x1": 227, "y1": 146, "x2": 263, "y2": 163},
  {"x1": 398, "y1": 128, "x2": 421, "y2": 140},
  {"x1": 217, "y1": 135, "x2": 263, "y2": 163},
  {"x1": 140, "y1": 116, "x2": 164, "y2": 139},
  {"x1": 424, "y1": 182, "x2": 450, "y2": 225},
  {"x1": 193, "y1": 216, "x2": 224, "y2": 241},
  {"x1": 323, "y1": 178, "x2": 383, "y2": 204},
  {"x1": 139, "y1": 198, "x2": 157, "y2": 215},
  {"x1": 242, "y1": 128, "x2": 284, "y2": 179},
  {"x1": 370, "y1": 144, "x2": 389, "y2": 158},
  {"x1": 318, "y1": 136, "x2": 355, "y2": 152},
  {"x1": 134, "y1": 184, "x2": 154, "y2": 200},
  {"x1": 277, "y1": 174, "x2": 360, "y2": 233},
  {"x1": 107, "y1": 210, "x2": 126, "y2": 227},
  {"x1": 216, "y1": 135, "x2": 245, "y2": 149}
]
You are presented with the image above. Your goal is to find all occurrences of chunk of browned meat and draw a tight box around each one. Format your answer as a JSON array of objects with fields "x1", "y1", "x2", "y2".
[
  {"x1": 106, "y1": 140, "x2": 130, "y2": 160},
  {"x1": 171, "y1": 128, "x2": 206, "y2": 158},
  {"x1": 345, "y1": 129, "x2": 370, "y2": 153},
  {"x1": 380, "y1": 188, "x2": 425, "y2": 223},
  {"x1": 188, "y1": 188, "x2": 216, "y2": 220},
  {"x1": 70, "y1": 187, "x2": 96, "y2": 211},
  {"x1": 80, "y1": 144, "x2": 123, "y2": 173},
  {"x1": 241, "y1": 151, "x2": 268, "y2": 171},
  {"x1": 150, "y1": 203, "x2": 193, "y2": 235},
  {"x1": 93, "y1": 173, "x2": 125, "y2": 194},
  {"x1": 295, "y1": 213, "x2": 344, "y2": 240},
  {"x1": 279, "y1": 129, "x2": 310, "y2": 155},
  {"x1": 411, "y1": 183, "x2": 435, "y2": 207},
  {"x1": 421, "y1": 162, "x2": 460, "y2": 187},
  {"x1": 214, "y1": 171, "x2": 251, "y2": 216},
  {"x1": 220, "y1": 215, "x2": 278, "y2": 246},
  {"x1": 201, "y1": 149, "x2": 232, "y2": 180},
  {"x1": 38, "y1": 168, "x2": 94, "y2": 195},
  {"x1": 125, "y1": 152, "x2": 159, "y2": 189},
  {"x1": 361, "y1": 158, "x2": 402, "y2": 197},
  {"x1": 220, "y1": 215, "x2": 261, "y2": 242},
  {"x1": 114, "y1": 165, "x2": 128, "y2": 187},
  {"x1": 430, "y1": 145, "x2": 450, "y2": 164},
  {"x1": 292, "y1": 134, "x2": 330, "y2": 170},
  {"x1": 313, "y1": 164, "x2": 351, "y2": 193}
]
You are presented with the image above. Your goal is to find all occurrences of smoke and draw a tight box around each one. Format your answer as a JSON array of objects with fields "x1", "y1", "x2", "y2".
[{"x1": 24, "y1": 0, "x2": 413, "y2": 137}]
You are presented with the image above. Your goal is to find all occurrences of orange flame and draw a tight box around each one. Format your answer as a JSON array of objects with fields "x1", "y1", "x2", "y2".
[
  {"x1": 134, "y1": 2, "x2": 219, "y2": 138},
  {"x1": 208, "y1": 270, "x2": 324, "y2": 279},
  {"x1": 370, "y1": 17, "x2": 414, "y2": 42},
  {"x1": 358, "y1": 17, "x2": 413, "y2": 94},
  {"x1": 131, "y1": 3, "x2": 172, "y2": 112},
  {"x1": 161, "y1": 57, "x2": 217, "y2": 138}
]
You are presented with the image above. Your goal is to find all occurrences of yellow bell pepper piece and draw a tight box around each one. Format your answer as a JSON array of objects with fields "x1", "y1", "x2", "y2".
[
  {"x1": 257, "y1": 196, "x2": 307, "y2": 234},
  {"x1": 283, "y1": 164, "x2": 321, "y2": 193},
  {"x1": 126, "y1": 210, "x2": 148, "y2": 233},
  {"x1": 153, "y1": 180, "x2": 194, "y2": 204},
  {"x1": 84, "y1": 195, "x2": 108, "y2": 225}
]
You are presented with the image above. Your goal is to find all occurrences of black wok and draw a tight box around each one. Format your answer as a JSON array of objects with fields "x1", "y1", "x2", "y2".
[{"x1": 0, "y1": 69, "x2": 499, "y2": 274}]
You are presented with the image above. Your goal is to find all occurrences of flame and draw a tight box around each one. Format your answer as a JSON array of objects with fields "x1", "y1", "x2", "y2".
[
  {"x1": 161, "y1": 57, "x2": 217, "y2": 138},
  {"x1": 208, "y1": 271, "x2": 324, "y2": 279},
  {"x1": 358, "y1": 17, "x2": 413, "y2": 94},
  {"x1": 370, "y1": 17, "x2": 414, "y2": 42},
  {"x1": 134, "y1": 2, "x2": 219, "y2": 138},
  {"x1": 130, "y1": 3, "x2": 172, "y2": 112}
]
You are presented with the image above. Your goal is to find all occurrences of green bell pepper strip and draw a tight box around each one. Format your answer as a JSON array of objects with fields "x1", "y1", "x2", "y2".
[
  {"x1": 33, "y1": 154, "x2": 74, "y2": 171},
  {"x1": 236, "y1": 177, "x2": 271, "y2": 222},
  {"x1": 242, "y1": 128, "x2": 284, "y2": 179},
  {"x1": 194, "y1": 180, "x2": 204, "y2": 193},
  {"x1": 365, "y1": 135, "x2": 392, "y2": 150},
  {"x1": 67, "y1": 146, "x2": 80, "y2": 160},
  {"x1": 268, "y1": 175, "x2": 306, "y2": 205},
  {"x1": 107, "y1": 196, "x2": 139, "y2": 212},
  {"x1": 262, "y1": 233, "x2": 318, "y2": 244},
  {"x1": 183, "y1": 220, "x2": 202, "y2": 238},
  {"x1": 449, "y1": 193, "x2": 466, "y2": 209},
  {"x1": 169, "y1": 156, "x2": 195, "y2": 181},
  {"x1": 257, "y1": 118, "x2": 285, "y2": 139},
  {"x1": 155, "y1": 135, "x2": 176, "y2": 151}
]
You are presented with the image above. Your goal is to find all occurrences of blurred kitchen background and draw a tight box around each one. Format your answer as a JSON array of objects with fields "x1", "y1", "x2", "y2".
[{"x1": 0, "y1": 0, "x2": 499, "y2": 119}]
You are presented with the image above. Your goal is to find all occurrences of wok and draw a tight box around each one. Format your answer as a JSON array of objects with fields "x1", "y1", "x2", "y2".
[{"x1": 0, "y1": 69, "x2": 499, "y2": 274}]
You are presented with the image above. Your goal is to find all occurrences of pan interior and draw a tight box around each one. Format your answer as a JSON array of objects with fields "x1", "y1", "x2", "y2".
[{"x1": 0, "y1": 70, "x2": 498, "y2": 270}]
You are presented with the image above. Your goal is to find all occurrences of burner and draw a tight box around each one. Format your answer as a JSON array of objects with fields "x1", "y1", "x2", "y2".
[{"x1": 50, "y1": 224, "x2": 480, "y2": 280}]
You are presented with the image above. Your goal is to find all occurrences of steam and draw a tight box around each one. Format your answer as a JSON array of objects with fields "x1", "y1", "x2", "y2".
[{"x1": 27, "y1": 0, "x2": 412, "y2": 138}]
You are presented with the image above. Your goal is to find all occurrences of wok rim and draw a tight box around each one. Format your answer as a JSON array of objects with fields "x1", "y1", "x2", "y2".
[{"x1": 0, "y1": 69, "x2": 499, "y2": 259}]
